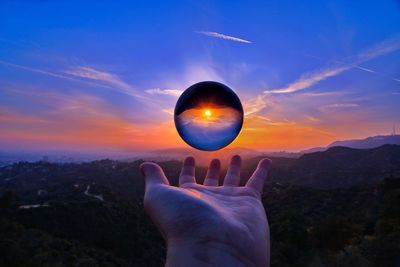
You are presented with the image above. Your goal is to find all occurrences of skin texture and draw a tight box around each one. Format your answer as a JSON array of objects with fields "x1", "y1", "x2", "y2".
[{"x1": 140, "y1": 155, "x2": 272, "y2": 267}]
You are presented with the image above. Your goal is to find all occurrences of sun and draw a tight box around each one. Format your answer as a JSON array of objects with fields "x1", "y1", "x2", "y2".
[{"x1": 204, "y1": 109, "x2": 212, "y2": 118}]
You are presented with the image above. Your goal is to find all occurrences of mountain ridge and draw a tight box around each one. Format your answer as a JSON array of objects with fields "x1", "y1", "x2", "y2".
[{"x1": 328, "y1": 134, "x2": 400, "y2": 149}]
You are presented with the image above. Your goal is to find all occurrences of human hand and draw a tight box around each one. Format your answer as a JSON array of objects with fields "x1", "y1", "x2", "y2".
[{"x1": 140, "y1": 155, "x2": 272, "y2": 267}]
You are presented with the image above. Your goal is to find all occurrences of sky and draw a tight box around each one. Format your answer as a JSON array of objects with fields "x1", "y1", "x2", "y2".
[{"x1": 0, "y1": 0, "x2": 400, "y2": 153}]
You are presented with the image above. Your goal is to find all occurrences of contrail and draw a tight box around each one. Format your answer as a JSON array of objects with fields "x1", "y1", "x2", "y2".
[
  {"x1": 303, "y1": 53, "x2": 400, "y2": 85},
  {"x1": 196, "y1": 31, "x2": 252, "y2": 44},
  {"x1": 353, "y1": 65, "x2": 400, "y2": 83},
  {"x1": 354, "y1": 66, "x2": 376, "y2": 73}
]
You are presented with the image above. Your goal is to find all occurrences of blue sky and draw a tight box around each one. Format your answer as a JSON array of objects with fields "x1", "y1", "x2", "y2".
[{"x1": 1, "y1": 0, "x2": 399, "y2": 151}]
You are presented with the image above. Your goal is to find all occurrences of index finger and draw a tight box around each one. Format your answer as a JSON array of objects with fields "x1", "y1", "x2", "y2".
[{"x1": 140, "y1": 162, "x2": 170, "y2": 191}]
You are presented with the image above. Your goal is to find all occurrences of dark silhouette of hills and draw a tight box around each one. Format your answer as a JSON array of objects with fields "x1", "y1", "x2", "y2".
[
  {"x1": 1, "y1": 144, "x2": 400, "y2": 266},
  {"x1": 1, "y1": 145, "x2": 399, "y2": 204},
  {"x1": 126, "y1": 147, "x2": 301, "y2": 168},
  {"x1": 301, "y1": 134, "x2": 400, "y2": 154},
  {"x1": 137, "y1": 135, "x2": 400, "y2": 166},
  {"x1": 242, "y1": 144, "x2": 400, "y2": 189},
  {"x1": 2, "y1": 135, "x2": 398, "y2": 168}
]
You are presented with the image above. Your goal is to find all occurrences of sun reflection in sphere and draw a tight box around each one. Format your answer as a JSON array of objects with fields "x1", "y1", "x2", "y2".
[
  {"x1": 174, "y1": 81, "x2": 244, "y2": 151},
  {"x1": 204, "y1": 109, "x2": 212, "y2": 118}
]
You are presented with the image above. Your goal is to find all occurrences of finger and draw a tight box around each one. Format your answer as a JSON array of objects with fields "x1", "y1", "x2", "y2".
[
  {"x1": 140, "y1": 162, "x2": 170, "y2": 191},
  {"x1": 223, "y1": 155, "x2": 242, "y2": 186},
  {"x1": 204, "y1": 159, "x2": 221, "y2": 186},
  {"x1": 179, "y1": 156, "x2": 196, "y2": 186},
  {"x1": 246, "y1": 158, "x2": 272, "y2": 193}
]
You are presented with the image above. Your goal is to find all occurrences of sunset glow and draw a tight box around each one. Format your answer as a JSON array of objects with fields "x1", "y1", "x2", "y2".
[
  {"x1": 204, "y1": 109, "x2": 212, "y2": 118},
  {"x1": 0, "y1": 1, "x2": 399, "y2": 153}
]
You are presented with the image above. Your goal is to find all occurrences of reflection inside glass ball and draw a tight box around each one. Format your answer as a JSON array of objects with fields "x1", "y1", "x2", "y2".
[{"x1": 174, "y1": 81, "x2": 244, "y2": 151}]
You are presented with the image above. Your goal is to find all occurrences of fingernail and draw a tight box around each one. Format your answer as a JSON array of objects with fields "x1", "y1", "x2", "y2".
[
  {"x1": 139, "y1": 163, "x2": 148, "y2": 176},
  {"x1": 259, "y1": 158, "x2": 272, "y2": 170},
  {"x1": 231, "y1": 155, "x2": 242, "y2": 166},
  {"x1": 184, "y1": 156, "x2": 195, "y2": 166},
  {"x1": 210, "y1": 158, "x2": 221, "y2": 168}
]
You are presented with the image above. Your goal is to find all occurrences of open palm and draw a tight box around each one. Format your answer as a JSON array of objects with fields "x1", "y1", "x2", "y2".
[{"x1": 140, "y1": 155, "x2": 272, "y2": 267}]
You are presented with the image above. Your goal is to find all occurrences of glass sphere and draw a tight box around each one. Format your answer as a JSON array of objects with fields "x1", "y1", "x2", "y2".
[{"x1": 174, "y1": 81, "x2": 244, "y2": 151}]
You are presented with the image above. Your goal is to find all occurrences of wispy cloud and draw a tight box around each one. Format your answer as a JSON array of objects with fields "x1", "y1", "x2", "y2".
[
  {"x1": 159, "y1": 64, "x2": 225, "y2": 95},
  {"x1": 301, "y1": 91, "x2": 344, "y2": 97},
  {"x1": 322, "y1": 103, "x2": 359, "y2": 109},
  {"x1": 265, "y1": 36, "x2": 400, "y2": 94},
  {"x1": 265, "y1": 65, "x2": 349, "y2": 94},
  {"x1": 0, "y1": 60, "x2": 110, "y2": 89},
  {"x1": 145, "y1": 88, "x2": 183, "y2": 97},
  {"x1": 196, "y1": 31, "x2": 252, "y2": 44},
  {"x1": 0, "y1": 60, "x2": 149, "y2": 100},
  {"x1": 65, "y1": 66, "x2": 146, "y2": 99},
  {"x1": 306, "y1": 54, "x2": 400, "y2": 83},
  {"x1": 0, "y1": 88, "x2": 182, "y2": 151},
  {"x1": 304, "y1": 115, "x2": 320, "y2": 122},
  {"x1": 243, "y1": 95, "x2": 268, "y2": 115},
  {"x1": 162, "y1": 108, "x2": 174, "y2": 115}
]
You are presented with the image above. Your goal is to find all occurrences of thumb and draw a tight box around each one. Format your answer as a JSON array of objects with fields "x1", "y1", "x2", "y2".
[{"x1": 140, "y1": 162, "x2": 170, "y2": 189}]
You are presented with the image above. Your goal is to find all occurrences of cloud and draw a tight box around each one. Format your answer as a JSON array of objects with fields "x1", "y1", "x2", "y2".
[
  {"x1": 0, "y1": 60, "x2": 110, "y2": 89},
  {"x1": 301, "y1": 91, "x2": 344, "y2": 97},
  {"x1": 0, "y1": 91, "x2": 183, "y2": 151},
  {"x1": 160, "y1": 64, "x2": 225, "y2": 95},
  {"x1": 243, "y1": 95, "x2": 268, "y2": 115},
  {"x1": 322, "y1": 103, "x2": 359, "y2": 109},
  {"x1": 265, "y1": 36, "x2": 400, "y2": 94},
  {"x1": 162, "y1": 108, "x2": 174, "y2": 115},
  {"x1": 245, "y1": 114, "x2": 295, "y2": 126},
  {"x1": 196, "y1": 31, "x2": 252, "y2": 44},
  {"x1": 304, "y1": 115, "x2": 320, "y2": 122},
  {"x1": 305, "y1": 53, "x2": 400, "y2": 83},
  {"x1": 0, "y1": 59, "x2": 154, "y2": 100},
  {"x1": 238, "y1": 115, "x2": 335, "y2": 150},
  {"x1": 0, "y1": 60, "x2": 158, "y2": 102},
  {"x1": 266, "y1": 65, "x2": 349, "y2": 94},
  {"x1": 145, "y1": 88, "x2": 183, "y2": 97},
  {"x1": 65, "y1": 66, "x2": 145, "y2": 99}
]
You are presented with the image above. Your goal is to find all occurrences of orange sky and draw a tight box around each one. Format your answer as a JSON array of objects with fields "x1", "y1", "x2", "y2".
[
  {"x1": 0, "y1": 94, "x2": 392, "y2": 152},
  {"x1": 1, "y1": 1, "x2": 399, "y2": 154}
]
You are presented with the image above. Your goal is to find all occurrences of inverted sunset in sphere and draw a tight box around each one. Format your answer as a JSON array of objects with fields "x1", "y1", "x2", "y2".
[{"x1": 174, "y1": 81, "x2": 244, "y2": 151}]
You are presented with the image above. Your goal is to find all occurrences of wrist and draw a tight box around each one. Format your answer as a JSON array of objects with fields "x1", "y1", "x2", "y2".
[{"x1": 166, "y1": 237, "x2": 261, "y2": 267}]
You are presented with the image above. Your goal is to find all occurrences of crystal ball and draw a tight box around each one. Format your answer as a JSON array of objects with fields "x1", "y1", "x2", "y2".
[{"x1": 174, "y1": 81, "x2": 244, "y2": 151}]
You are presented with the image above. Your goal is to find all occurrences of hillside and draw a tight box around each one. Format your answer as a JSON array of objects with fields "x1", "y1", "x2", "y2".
[
  {"x1": 1, "y1": 171, "x2": 399, "y2": 266},
  {"x1": 1, "y1": 145, "x2": 400, "y2": 266}
]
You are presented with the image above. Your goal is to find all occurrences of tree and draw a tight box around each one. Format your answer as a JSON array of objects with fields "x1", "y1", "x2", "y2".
[
  {"x1": 0, "y1": 189, "x2": 18, "y2": 209},
  {"x1": 312, "y1": 216, "x2": 362, "y2": 253}
]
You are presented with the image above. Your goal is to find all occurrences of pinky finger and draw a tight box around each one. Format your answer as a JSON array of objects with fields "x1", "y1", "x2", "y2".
[{"x1": 245, "y1": 158, "x2": 272, "y2": 193}]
